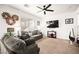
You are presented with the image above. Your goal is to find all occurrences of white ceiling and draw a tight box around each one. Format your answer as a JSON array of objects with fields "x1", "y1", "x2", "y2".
[{"x1": 7, "y1": 4, "x2": 79, "y2": 17}]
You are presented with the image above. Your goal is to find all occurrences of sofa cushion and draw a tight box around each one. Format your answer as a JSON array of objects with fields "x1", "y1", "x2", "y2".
[
  {"x1": 20, "y1": 34, "x2": 30, "y2": 40},
  {"x1": 32, "y1": 30, "x2": 38, "y2": 35},
  {"x1": 24, "y1": 38, "x2": 35, "y2": 46},
  {"x1": 32, "y1": 30, "x2": 42, "y2": 35}
]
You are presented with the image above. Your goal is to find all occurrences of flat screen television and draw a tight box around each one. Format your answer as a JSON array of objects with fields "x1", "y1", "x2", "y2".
[{"x1": 47, "y1": 20, "x2": 59, "y2": 28}]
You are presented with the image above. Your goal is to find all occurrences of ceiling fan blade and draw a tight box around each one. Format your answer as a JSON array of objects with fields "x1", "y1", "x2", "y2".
[
  {"x1": 44, "y1": 11, "x2": 46, "y2": 15},
  {"x1": 45, "y1": 4, "x2": 51, "y2": 10},
  {"x1": 36, "y1": 6, "x2": 43, "y2": 9},
  {"x1": 46, "y1": 9, "x2": 54, "y2": 12}
]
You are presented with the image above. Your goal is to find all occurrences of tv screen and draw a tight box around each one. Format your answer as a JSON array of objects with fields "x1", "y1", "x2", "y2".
[{"x1": 47, "y1": 20, "x2": 59, "y2": 28}]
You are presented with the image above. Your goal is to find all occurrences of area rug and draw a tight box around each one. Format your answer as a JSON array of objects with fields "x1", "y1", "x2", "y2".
[{"x1": 36, "y1": 38, "x2": 79, "y2": 54}]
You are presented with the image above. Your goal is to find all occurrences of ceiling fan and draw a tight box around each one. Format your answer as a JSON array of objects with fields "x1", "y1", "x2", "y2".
[{"x1": 37, "y1": 4, "x2": 54, "y2": 15}]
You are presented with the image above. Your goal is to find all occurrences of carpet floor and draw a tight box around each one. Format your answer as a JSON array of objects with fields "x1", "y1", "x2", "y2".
[{"x1": 36, "y1": 38, "x2": 79, "y2": 54}]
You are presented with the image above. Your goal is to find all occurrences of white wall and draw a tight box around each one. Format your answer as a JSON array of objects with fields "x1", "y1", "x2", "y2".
[
  {"x1": 75, "y1": 7, "x2": 79, "y2": 36},
  {"x1": 0, "y1": 5, "x2": 21, "y2": 39},
  {"x1": 35, "y1": 12, "x2": 78, "y2": 40},
  {"x1": 0, "y1": 5, "x2": 78, "y2": 40}
]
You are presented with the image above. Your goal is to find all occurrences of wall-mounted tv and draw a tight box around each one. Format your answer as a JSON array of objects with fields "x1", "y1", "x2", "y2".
[{"x1": 47, "y1": 20, "x2": 59, "y2": 28}]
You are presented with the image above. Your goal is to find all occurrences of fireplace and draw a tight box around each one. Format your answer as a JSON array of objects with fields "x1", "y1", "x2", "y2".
[{"x1": 47, "y1": 31, "x2": 56, "y2": 38}]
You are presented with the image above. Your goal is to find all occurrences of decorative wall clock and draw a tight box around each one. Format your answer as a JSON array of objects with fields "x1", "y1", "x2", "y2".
[{"x1": 1, "y1": 12, "x2": 19, "y2": 25}]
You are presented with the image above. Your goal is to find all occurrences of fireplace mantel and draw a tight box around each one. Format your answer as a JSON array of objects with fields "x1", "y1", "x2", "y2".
[{"x1": 47, "y1": 31, "x2": 56, "y2": 38}]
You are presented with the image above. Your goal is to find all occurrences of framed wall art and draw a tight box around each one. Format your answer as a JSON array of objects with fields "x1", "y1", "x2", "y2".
[
  {"x1": 7, "y1": 28, "x2": 14, "y2": 32},
  {"x1": 37, "y1": 21, "x2": 40, "y2": 26},
  {"x1": 65, "y1": 18, "x2": 74, "y2": 24}
]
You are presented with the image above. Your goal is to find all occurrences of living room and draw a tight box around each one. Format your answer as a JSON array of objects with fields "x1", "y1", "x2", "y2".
[{"x1": 0, "y1": 4, "x2": 79, "y2": 54}]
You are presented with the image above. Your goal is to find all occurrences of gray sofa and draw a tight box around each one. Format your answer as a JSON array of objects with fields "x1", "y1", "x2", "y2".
[
  {"x1": 20, "y1": 30, "x2": 43, "y2": 41},
  {"x1": 31, "y1": 30, "x2": 43, "y2": 41},
  {"x1": 1, "y1": 35, "x2": 40, "y2": 54}
]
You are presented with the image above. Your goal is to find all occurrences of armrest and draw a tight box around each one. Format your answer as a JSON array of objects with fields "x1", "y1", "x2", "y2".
[
  {"x1": 16, "y1": 44, "x2": 40, "y2": 54},
  {"x1": 24, "y1": 38, "x2": 35, "y2": 46}
]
